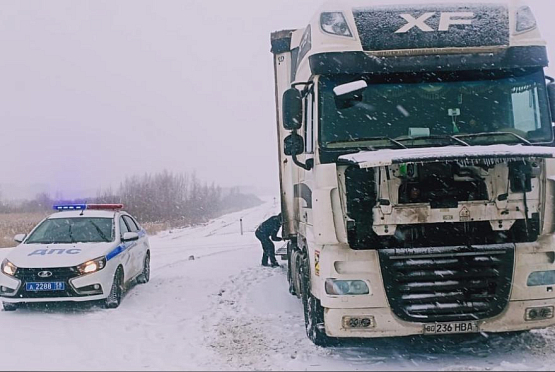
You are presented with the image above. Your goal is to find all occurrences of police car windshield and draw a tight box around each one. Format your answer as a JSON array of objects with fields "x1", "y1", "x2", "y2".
[{"x1": 25, "y1": 218, "x2": 114, "y2": 244}]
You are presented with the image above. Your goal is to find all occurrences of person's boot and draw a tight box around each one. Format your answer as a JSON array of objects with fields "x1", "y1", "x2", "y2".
[
  {"x1": 270, "y1": 261, "x2": 280, "y2": 268},
  {"x1": 261, "y1": 261, "x2": 270, "y2": 267}
]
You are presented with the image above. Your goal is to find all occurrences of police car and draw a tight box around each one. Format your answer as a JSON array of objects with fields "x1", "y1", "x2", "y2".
[{"x1": 0, "y1": 204, "x2": 150, "y2": 311}]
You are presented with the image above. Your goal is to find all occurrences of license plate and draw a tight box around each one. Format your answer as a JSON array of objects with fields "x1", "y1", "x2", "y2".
[
  {"x1": 25, "y1": 282, "x2": 65, "y2": 291},
  {"x1": 423, "y1": 321, "x2": 479, "y2": 335}
]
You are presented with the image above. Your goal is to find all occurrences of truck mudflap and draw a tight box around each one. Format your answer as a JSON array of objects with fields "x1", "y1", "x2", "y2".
[{"x1": 378, "y1": 244, "x2": 515, "y2": 323}]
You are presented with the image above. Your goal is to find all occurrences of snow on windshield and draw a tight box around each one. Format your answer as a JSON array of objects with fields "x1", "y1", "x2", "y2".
[{"x1": 25, "y1": 218, "x2": 114, "y2": 244}]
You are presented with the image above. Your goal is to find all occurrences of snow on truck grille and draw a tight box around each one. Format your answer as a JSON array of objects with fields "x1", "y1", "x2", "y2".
[{"x1": 379, "y1": 244, "x2": 514, "y2": 323}]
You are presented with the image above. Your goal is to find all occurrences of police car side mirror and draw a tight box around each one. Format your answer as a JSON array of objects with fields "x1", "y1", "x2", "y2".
[
  {"x1": 14, "y1": 234, "x2": 25, "y2": 243},
  {"x1": 122, "y1": 232, "x2": 139, "y2": 242}
]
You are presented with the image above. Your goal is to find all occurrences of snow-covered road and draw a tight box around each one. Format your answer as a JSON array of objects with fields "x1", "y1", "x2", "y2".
[{"x1": 1, "y1": 200, "x2": 555, "y2": 371}]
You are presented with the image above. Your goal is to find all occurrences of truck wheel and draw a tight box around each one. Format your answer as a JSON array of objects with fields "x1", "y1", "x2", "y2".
[
  {"x1": 2, "y1": 302, "x2": 17, "y2": 311},
  {"x1": 300, "y1": 254, "x2": 333, "y2": 346},
  {"x1": 104, "y1": 267, "x2": 124, "y2": 309},
  {"x1": 136, "y1": 252, "x2": 150, "y2": 284}
]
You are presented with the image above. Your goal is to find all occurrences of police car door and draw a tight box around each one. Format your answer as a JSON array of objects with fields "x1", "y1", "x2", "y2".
[
  {"x1": 118, "y1": 216, "x2": 135, "y2": 279},
  {"x1": 123, "y1": 215, "x2": 144, "y2": 277}
]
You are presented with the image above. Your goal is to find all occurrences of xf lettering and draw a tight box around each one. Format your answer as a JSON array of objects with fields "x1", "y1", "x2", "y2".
[{"x1": 395, "y1": 12, "x2": 475, "y2": 33}]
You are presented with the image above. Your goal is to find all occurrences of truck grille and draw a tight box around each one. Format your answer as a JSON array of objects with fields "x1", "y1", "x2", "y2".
[{"x1": 378, "y1": 244, "x2": 514, "y2": 323}]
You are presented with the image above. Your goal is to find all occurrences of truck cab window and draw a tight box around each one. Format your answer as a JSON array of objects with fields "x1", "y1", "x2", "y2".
[{"x1": 304, "y1": 91, "x2": 314, "y2": 154}]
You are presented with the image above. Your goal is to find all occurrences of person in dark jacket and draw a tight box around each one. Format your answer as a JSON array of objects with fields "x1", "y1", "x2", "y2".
[{"x1": 255, "y1": 213, "x2": 282, "y2": 267}]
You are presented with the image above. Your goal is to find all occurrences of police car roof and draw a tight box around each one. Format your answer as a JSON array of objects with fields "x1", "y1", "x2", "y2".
[{"x1": 49, "y1": 210, "x2": 121, "y2": 219}]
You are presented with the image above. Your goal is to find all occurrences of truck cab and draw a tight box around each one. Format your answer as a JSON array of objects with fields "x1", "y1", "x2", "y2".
[{"x1": 272, "y1": 0, "x2": 555, "y2": 345}]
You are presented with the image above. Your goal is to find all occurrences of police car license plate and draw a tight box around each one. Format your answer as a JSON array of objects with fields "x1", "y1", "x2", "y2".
[
  {"x1": 25, "y1": 282, "x2": 65, "y2": 291},
  {"x1": 423, "y1": 321, "x2": 478, "y2": 335}
]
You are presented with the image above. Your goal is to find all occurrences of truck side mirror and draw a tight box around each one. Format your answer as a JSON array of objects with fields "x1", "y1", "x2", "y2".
[
  {"x1": 284, "y1": 133, "x2": 304, "y2": 156},
  {"x1": 284, "y1": 134, "x2": 313, "y2": 170},
  {"x1": 548, "y1": 83, "x2": 555, "y2": 122},
  {"x1": 283, "y1": 89, "x2": 303, "y2": 130}
]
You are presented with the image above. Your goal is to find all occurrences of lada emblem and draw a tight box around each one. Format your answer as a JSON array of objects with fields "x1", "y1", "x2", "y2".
[{"x1": 37, "y1": 271, "x2": 53, "y2": 278}]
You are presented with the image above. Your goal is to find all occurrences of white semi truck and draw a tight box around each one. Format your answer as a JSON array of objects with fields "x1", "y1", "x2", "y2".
[{"x1": 271, "y1": 0, "x2": 555, "y2": 345}]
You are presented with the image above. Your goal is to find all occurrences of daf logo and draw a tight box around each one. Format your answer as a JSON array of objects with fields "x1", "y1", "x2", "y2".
[
  {"x1": 395, "y1": 12, "x2": 475, "y2": 33},
  {"x1": 37, "y1": 271, "x2": 53, "y2": 278}
]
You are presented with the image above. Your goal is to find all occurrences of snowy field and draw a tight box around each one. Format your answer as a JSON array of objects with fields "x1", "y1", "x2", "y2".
[{"x1": 2, "y1": 200, "x2": 555, "y2": 371}]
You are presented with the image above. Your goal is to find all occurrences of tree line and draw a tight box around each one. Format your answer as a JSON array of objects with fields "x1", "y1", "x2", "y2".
[{"x1": 0, "y1": 171, "x2": 262, "y2": 227}]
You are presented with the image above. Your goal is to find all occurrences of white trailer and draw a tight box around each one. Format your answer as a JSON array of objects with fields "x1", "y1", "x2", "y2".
[{"x1": 271, "y1": 0, "x2": 555, "y2": 345}]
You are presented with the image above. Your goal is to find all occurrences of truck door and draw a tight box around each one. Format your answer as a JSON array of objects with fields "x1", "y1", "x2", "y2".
[{"x1": 298, "y1": 89, "x2": 315, "y2": 237}]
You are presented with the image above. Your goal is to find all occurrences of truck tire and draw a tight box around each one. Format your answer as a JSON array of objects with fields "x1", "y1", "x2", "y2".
[{"x1": 300, "y1": 253, "x2": 333, "y2": 346}]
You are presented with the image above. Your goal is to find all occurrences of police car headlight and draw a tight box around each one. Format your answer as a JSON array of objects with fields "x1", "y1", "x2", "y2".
[
  {"x1": 1, "y1": 259, "x2": 17, "y2": 277},
  {"x1": 320, "y1": 12, "x2": 352, "y2": 37},
  {"x1": 325, "y1": 279, "x2": 370, "y2": 295},
  {"x1": 77, "y1": 257, "x2": 106, "y2": 275}
]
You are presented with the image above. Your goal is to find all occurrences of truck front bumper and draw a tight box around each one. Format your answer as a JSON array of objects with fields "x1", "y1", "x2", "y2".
[{"x1": 325, "y1": 298, "x2": 555, "y2": 338}]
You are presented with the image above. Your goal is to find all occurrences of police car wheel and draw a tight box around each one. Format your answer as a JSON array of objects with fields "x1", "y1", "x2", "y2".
[
  {"x1": 2, "y1": 302, "x2": 17, "y2": 311},
  {"x1": 137, "y1": 253, "x2": 150, "y2": 284},
  {"x1": 104, "y1": 267, "x2": 124, "y2": 309}
]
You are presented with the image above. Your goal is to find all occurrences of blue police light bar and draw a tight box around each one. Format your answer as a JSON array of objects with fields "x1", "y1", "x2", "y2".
[
  {"x1": 53, "y1": 204, "x2": 87, "y2": 211},
  {"x1": 53, "y1": 204, "x2": 124, "y2": 211}
]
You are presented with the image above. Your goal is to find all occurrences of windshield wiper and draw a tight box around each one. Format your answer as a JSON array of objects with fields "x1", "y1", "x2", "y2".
[
  {"x1": 89, "y1": 221, "x2": 110, "y2": 242},
  {"x1": 454, "y1": 132, "x2": 532, "y2": 146},
  {"x1": 327, "y1": 136, "x2": 407, "y2": 150},
  {"x1": 68, "y1": 225, "x2": 76, "y2": 244},
  {"x1": 398, "y1": 135, "x2": 470, "y2": 147}
]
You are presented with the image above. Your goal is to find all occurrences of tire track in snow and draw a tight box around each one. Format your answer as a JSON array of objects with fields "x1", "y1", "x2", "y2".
[
  {"x1": 152, "y1": 244, "x2": 256, "y2": 274},
  {"x1": 201, "y1": 265, "x2": 321, "y2": 370}
]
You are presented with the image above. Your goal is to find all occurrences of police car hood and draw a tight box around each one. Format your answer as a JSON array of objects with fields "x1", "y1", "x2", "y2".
[{"x1": 6, "y1": 243, "x2": 113, "y2": 268}]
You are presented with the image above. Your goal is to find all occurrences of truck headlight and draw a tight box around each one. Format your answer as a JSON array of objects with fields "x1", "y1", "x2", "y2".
[
  {"x1": 320, "y1": 12, "x2": 352, "y2": 37},
  {"x1": 516, "y1": 6, "x2": 537, "y2": 33},
  {"x1": 1, "y1": 259, "x2": 17, "y2": 277},
  {"x1": 325, "y1": 279, "x2": 370, "y2": 295},
  {"x1": 77, "y1": 257, "x2": 106, "y2": 275},
  {"x1": 527, "y1": 271, "x2": 555, "y2": 287}
]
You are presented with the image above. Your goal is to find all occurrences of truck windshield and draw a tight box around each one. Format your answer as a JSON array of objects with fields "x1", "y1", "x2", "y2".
[
  {"x1": 25, "y1": 218, "x2": 114, "y2": 244},
  {"x1": 319, "y1": 70, "x2": 553, "y2": 149}
]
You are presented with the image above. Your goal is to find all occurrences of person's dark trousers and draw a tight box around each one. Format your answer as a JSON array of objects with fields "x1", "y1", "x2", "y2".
[{"x1": 256, "y1": 232, "x2": 277, "y2": 265}]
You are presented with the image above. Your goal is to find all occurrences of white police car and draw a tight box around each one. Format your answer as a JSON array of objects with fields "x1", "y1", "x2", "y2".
[{"x1": 0, "y1": 204, "x2": 150, "y2": 311}]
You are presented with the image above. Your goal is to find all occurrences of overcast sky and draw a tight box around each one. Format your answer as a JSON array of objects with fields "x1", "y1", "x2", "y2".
[{"x1": 0, "y1": 0, "x2": 553, "y2": 200}]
